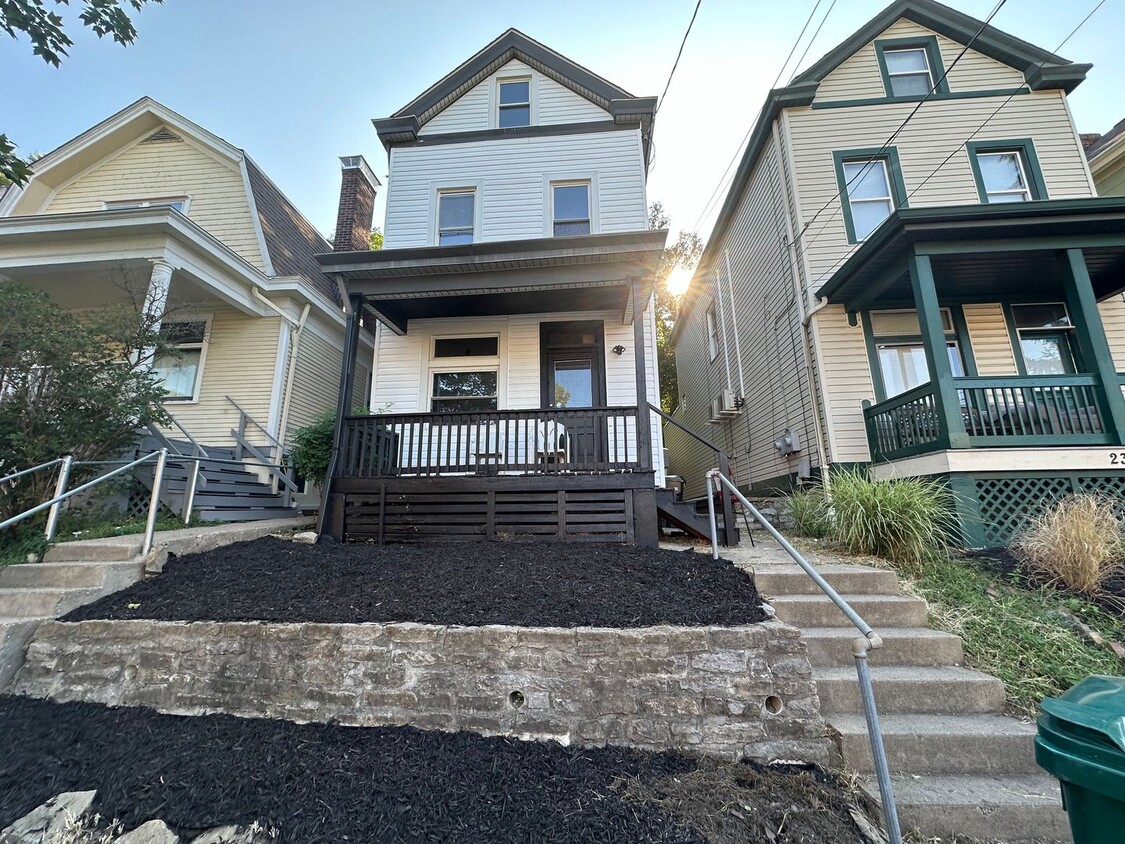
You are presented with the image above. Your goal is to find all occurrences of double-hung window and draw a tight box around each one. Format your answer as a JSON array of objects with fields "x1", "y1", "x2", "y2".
[
  {"x1": 875, "y1": 38, "x2": 947, "y2": 98},
  {"x1": 430, "y1": 336, "x2": 499, "y2": 413},
  {"x1": 152, "y1": 320, "x2": 208, "y2": 402},
  {"x1": 967, "y1": 140, "x2": 1045, "y2": 204},
  {"x1": 1009, "y1": 304, "x2": 1077, "y2": 375},
  {"x1": 437, "y1": 190, "x2": 475, "y2": 245},
  {"x1": 705, "y1": 306, "x2": 720, "y2": 362},
  {"x1": 498, "y1": 79, "x2": 531, "y2": 128},
  {"x1": 551, "y1": 182, "x2": 591, "y2": 236},
  {"x1": 835, "y1": 150, "x2": 906, "y2": 243},
  {"x1": 868, "y1": 309, "x2": 965, "y2": 399}
]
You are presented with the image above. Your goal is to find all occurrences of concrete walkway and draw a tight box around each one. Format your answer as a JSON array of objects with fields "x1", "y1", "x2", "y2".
[
  {"x1": 0, "y1": 517, "x2": 312, "y2": 690},
  {"x1": 717, "y1": 536, "x2": 1070, "y2": 844}
]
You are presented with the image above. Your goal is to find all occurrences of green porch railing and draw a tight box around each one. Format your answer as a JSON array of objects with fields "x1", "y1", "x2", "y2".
[{"x1": 865, "y1": 374, "x2": 1113, "y2": 462}]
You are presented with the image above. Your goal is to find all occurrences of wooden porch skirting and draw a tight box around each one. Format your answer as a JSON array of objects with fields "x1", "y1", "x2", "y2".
[{"x1": 326, "y1": 473, "x2": 659, "y2": 547}]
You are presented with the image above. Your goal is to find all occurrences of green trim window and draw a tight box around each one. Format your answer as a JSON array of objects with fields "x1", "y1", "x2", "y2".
[
  {"x1": 875, "y1": 36, "x2": 948, "y2": 99},
  {"x1": 967, "y1": 139, "x2": 1047, "y2": 204},
  {"x1": 864, "y1": 308, "x2": 967, "y2": 400},
  {"x1": 1006, "y1": 303, "x2": 1078, "y2": 375},
  {"x1": 833, "y1": 148, "x2": 908, "y2": 243}
]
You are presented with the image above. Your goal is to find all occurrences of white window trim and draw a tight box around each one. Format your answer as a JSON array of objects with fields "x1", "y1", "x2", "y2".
[
  {"x1": 976, "y1": 150, "x2": 1033, "y2": 203},
  {"x1": 548, "y1": 179, "x2": 593, "y2": 237},
  {"x1": 705, "y1": 305, "x2": 720, "y2": 362},
  {"x1": 156, "y1": 313, "x2": 212, "y2": 404},
  {"x1": 429, "y1": 179, "x2": 483, "y2": 246},
  {"x1": 541, "y1": 172, "x2": 600, "y2": 237},
  {"x1": 883, "y1": 47, "x2": 934, "y2": 96},
  {"x1": 490, "y1": 73, "x2": 538, "y2": 129},
  {"x1": 421, "y1": 328, "x2": 506, "y2": 411},
  {"x1": 103, "y1": 196, "x2": 191, "y2": 214}
]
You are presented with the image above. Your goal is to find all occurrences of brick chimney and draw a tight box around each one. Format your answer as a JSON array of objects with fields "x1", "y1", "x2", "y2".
[{"x1": 333, "y1": 155, "x2": 381, "y2": 252}]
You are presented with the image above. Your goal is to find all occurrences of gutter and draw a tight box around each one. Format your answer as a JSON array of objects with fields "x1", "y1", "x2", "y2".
[{"x1": 252, "y1": 287, "x2": 311, "y2": 445}]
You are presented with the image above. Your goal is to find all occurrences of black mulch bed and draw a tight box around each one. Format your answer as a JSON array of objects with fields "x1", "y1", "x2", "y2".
[
  {"x1": 0, "y1": 696, "x2": 868, "y2": 844},
  {"x1": 961, "y1": 547, "x2": 1125, "y2": 619},
  {"x1": 64, "y1": 537, "x2": 766, "y2": 628}
]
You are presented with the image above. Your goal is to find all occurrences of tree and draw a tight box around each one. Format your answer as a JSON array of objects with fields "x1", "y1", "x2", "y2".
[
  {"x1": 1, "y1": 0, "x2": 163, "y2": 185},
  {"x1": 369, "y1": 226, "x2": 384, "y2": 250},
  {"x1": 0, "y1": 278, "x2": 175, "y2": 521},
  {"x1": 648, "y1": 201, "x2": 703, "y2": 413}
]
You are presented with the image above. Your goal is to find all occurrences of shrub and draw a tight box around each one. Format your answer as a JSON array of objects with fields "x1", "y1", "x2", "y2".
[
  {"x1": 787, "y1": 487, "x2": 831, "y2": 538},
  {"x1": 829, "y1": 468, "x2": 955, "y2": 568},
  {"x1": 288, "y1": 411, "x2": 336, "y2": 487},
  {"x1": 1012, "y1": 493, "x2": 1123, "y2": 595}
]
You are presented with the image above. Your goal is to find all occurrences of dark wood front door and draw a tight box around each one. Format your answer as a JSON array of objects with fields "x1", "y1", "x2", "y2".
[{"x1": 541, "y1": 321, "x2": 606, "y2": 464}]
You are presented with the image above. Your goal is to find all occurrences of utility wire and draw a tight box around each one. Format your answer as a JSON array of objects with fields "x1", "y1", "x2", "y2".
[
  {"x1": 787, "y1": 0, "x2": 839, "y2": 85},
  {"x1": 689, "y1": 0, "x2": 826, "y2": 234},
  {"x1": 655, "y1": 0, "x2": 704, "y2": 115},
  {"x1": 799, "y1": 0, "x2": 1107, "y2": 291}
]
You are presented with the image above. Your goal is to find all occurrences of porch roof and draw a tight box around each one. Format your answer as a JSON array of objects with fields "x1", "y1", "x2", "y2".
[
  {"x1": 815, "y1": 198, "x2": 1125, "y2": 312},
  {"x1": 316, "y1": 230, "x2": 667, "y2": 334}
]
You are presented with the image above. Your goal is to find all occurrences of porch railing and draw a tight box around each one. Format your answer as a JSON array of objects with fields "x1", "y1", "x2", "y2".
[
  {"x1": 337, "y1": 407, "x2": 644, "y2": 478},
  {"x1": 865, "y1": 374, "x2": 1113, "y2": 462}
]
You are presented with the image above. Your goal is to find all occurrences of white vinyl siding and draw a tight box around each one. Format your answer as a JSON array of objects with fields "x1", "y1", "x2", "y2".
[
  {"x1": 384, "y1": 129, "x2": 645, "y2": 247},
  {"x1": 814, "y1": 17, "x2": 1026, "y2": 105},
  {"x1": 418, "y1": 59, "x2": 609, "y2": 135},
  {"x1": 788, "y1": 89, "x2": 1094, "y2": 290},
  {"x1": 44, "y1": 134, "x2": 266, "y2": 271}
]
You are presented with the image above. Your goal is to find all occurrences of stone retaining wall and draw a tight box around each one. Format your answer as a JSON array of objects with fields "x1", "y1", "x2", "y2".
[{"x1": 15, "y1": 619, "x2": 827, "y2": 763}]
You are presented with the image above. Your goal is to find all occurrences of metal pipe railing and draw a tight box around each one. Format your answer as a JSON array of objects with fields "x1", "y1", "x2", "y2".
[
  {"x1": 0, "y1": 449, "x2": 170, "y2": 557},
  {"x1": 704, "y1": 468, "x2": 903, "y2": 844},
  {"x1": 0, "y1": 457, "x2": 67, "y2": 486}
]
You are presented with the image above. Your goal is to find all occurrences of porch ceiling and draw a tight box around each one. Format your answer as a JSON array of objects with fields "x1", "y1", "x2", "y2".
[{"x1": 816, "y1": 198, "x2": 1125, "y2": 311}]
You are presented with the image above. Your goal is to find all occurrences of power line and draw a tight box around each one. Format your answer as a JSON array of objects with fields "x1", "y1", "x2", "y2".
[
  {"x1": 791, "y1": 0, "x2": 1007, "y2": 253},
  {"x1": 787, "y1": 0, "x2": 839, "y2": 85},
  {"x1": 689, "y1": 0, "x2": 826, "y2": 234},
  {"x1": 655, "y1": 0, "x2": 703, "y2": 115},
  {"x1": 800, "y1": 0, "x2": 1107, "y2": 291}
]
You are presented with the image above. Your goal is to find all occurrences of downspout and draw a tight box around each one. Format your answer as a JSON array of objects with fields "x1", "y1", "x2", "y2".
[
  {"x1": 771, "y1": 120, "x2": 831, "y2": 495},
  {"x1": 713, "y1": 269, "x2": 734, "y2": 393},
  {"x1": 723, "y1": 249, "x2": 747, "y2": 399},
  {"x1": 251, "y1": 287, "x2": 311, "y2": 445}
]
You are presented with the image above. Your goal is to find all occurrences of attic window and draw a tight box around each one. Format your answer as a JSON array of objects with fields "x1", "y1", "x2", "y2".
[
  {"x1": 875, "y1": 37, "x2": 949, "y2": 99},
  {"x1": 498, "y1": 79, "x2": 531, "y2": 128}
]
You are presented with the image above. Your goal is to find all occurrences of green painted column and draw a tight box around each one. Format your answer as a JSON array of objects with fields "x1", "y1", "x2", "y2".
[
  {"x1": 909, "y1": 253, "x2": 968, "y2": 448},
  {"x1": 1060, "y1": 248, "x2": 1125, "y2": 445},
  {"x1": 946, "y1": 473, "x2": 987, "y2": 547}
]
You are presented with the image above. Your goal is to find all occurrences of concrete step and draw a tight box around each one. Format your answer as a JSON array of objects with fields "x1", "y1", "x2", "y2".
[
  {"x1": 801, "y1": 626, "x2": 964, "y2": 668},
  {"x1": 0, "y1": 616, "x2": 47, "y2": 691},
  {"x1": 194, "y1": 506, "x2": 299, "y2": 522},
  {"x1": 814, "y1": 666, "x2": 1006, "y2": 715},
  {"x1": 0, "y1": 560, "x2": 143, "y2": 591},
  {"x1": 830, "y1": 713, "x2": 1039, "y2": 776},
  {"x1": 769, "y1": 594, "x2": 928, "y2": 628},
  {"x1": 0, "y1": 587, "x2": 104, "y2": 619},
  {"x1": 753, "y1": 565, "x2": 901, "y2": 597},
  {"x1": 43, "y1": 540, "x2": 140, "y2": 563},
  {"x1": 862, "y1": 774, "x2": 1071, "y2": 843}
]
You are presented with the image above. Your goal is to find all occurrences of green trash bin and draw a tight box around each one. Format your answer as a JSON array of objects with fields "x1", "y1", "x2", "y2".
[{"x1": 1036, "y1": 675, "x2": 1125, "y2": 843}]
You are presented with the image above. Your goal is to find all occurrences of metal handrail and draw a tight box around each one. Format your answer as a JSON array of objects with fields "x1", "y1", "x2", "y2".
[
  {"x1": 226, "y1": 395, "x2": 283, "y2": 452},
  {"x1": 160, "y1": 415, "x2": 211, "y2": 458},
  {"x1": 0, "y1": 449, "x2": 170, "y2": 556},
  {"x1": 704, "y1": 468, "x2": 903, "y2": 844},
  {"x1": 0, "y1": 457, "x2": 66, "y2": 486}
]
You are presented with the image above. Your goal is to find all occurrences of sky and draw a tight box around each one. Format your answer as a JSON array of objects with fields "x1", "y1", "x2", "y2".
[{"x1": 2, "y1": 0, "x2": 1122, "y2": 243}]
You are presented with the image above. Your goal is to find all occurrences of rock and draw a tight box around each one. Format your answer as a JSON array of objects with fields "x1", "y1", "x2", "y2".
[
  {"x1": 144, "y1": 549, "x2": 170, "y2": 575},
  {"x1": 114, "y1": 820, "x2": 181, "y2": 844},
  {"x1": 291, "y1": 531, "x2": 318, "y2": 544},
  {"x1": 190, "y1": 824, "x2": 273, "y2": 844},
  {"x1": 0, "y1": 790, "x2": 97, "y2": 843}
]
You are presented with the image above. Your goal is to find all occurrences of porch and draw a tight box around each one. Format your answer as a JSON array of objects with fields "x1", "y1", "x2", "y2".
[{"x1": 316, "y1": 231, "x2": 673, "y2": 546}]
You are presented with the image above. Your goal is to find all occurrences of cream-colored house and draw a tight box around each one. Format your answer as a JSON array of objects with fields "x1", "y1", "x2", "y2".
[
  {"x1": 669, "y1": 0, "x2": 1125, "y2": 547},
  {"x1": 1087, "y1": 118, "x2": 1125, "y2": 196},
  {"x1": 0, "y1": 98, "x2": 375, "y2": 519}
]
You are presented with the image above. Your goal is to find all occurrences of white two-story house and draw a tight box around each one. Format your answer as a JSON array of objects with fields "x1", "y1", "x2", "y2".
[{"x1": 315, "y1": 30, "x2": 688, "y2": 546}]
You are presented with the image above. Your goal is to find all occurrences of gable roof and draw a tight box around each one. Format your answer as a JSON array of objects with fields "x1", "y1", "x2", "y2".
[
  {"x1": 791, "y1": 0, "x2": 1089, "y2": 92},
  {"x1": 374, "y1": 29, "x2": 656, "y2": 153},
  {"x1": 1087, "y1": 117, "x2": 1125, "y2": 163},
  {"x1": 0, "y1": 97, "x2": 338, "y2": 304}
]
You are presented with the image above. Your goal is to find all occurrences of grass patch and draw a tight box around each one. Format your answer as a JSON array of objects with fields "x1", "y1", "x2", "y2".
[{"x1": 901, "y1": 555, "x2": 1125, "y2": 717}]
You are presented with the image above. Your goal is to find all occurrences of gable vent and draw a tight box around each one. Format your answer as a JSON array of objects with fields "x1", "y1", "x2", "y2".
[{"x1": 142, "y1": 128, "x2": 182, "y2": 143}]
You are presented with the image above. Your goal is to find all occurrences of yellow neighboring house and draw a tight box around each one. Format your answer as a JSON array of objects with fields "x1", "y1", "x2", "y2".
[
  {"x1": 1087, "y1": 118, "x2": 1125, "y2": 196},
  {"x1": 0, "y1": 98, "x2": 376, "y2": 519}
]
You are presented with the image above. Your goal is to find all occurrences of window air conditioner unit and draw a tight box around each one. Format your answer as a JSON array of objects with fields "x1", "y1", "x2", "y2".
[
  {"x1": 718, "y1": 389, "x2": 741, "y2": 416},
  {"x1": 709, "y1": 396, "x2": 724, "y2": 424}
]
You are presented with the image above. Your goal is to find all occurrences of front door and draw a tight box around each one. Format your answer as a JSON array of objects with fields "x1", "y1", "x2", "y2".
[{"x1": 541, "y1": 321, "x2": 606, "y2": 464}]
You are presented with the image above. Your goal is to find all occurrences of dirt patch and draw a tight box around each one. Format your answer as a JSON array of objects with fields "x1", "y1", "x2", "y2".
[
  {"x1": 64, "y1": 536, "x2": 766, "y2": 627},
  {"x1": 0, "y1": 696, "x2": 868, "y2": 844}
]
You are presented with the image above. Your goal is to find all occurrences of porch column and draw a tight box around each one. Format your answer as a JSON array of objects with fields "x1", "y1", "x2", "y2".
[
  {"x1": 909, "y1": 253, "x2": 969, "y2": 448},
  {"x1": 137, "y1": 259, "x2": 174, "y2": 366},
  {"x1": 1059, "y1": 248, "x2": 1125, "y2": 444},
  {"x1": 631, "y1": 280, "x2": 652, "y2": 471},
  {"x1": 316, "y1": 291, "x2": 364, "y2": 539}
]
